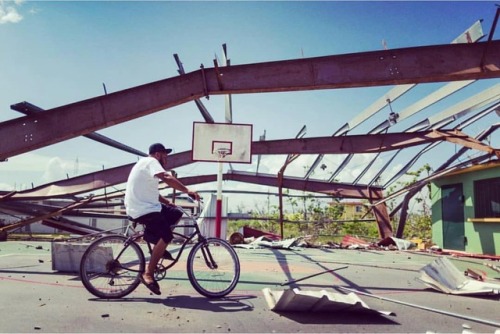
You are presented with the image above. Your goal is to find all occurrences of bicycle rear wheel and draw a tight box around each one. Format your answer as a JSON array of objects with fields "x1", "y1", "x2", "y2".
[
  {"x1": 80, "y1": 235, "x2": 145, "y2": 299},
  {"x1": 187, "y1": 237, "x2": 240, "y2": 298}
]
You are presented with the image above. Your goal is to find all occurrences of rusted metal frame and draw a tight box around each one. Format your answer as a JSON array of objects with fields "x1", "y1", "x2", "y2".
[
  {"x1": 2, "y1": 151, "x2": 193, "y2": 200},
  {"x1": 2, "y1": 41, "x2": 500, "y2": 160},
  {"x1": 0, "y1": 73, "x2": 206, "y2": 160},
  {"x1": 304, "y1": 84, "x2": 415, "y2": 179},
  {"x1": 407, "y1": 84, "x2": 500, "y2": 133},
  {"x1": 326, "y1": 85, "x2": 416, "y2": 182},
  {"x1": 125, "y1": 171, "x2": 384, "y2": 203},
  {"x1": 352, "y1": 80, "x2": 477, "y2": 185},
  {"x1": 352, "y1": 128, "x2": 389, "y2": 184},
  {"x1": 394, "y1": 188, "x2": 420, "y2": 238},
  {"x1": 10, "y1": 101, "x2": 147, "y2": 157},
  {"x1": 390, "y1": 123, "x2": 499, "y2": 223},
  {"x1": 174, "y1": 53, "x2": 214, "y2": 123},
  {"x1": 222, "y1": 171, "x2": 384, "y2": 199},
  {"x1": 0, "y1": 196, "x2": 93, "y2": 233},
  {"x1": 277, "y1": 125, "x2": 307, "y2": 238},
  {"x1": 373, "y1": 153, "x2": 495, "y2": 207},
  {"x1": 434, "y1": 123, "x2": 500, "y2": 175},
  {"x1": 41, "y1": 218, "x2": 103, "y2": 235},
  {"x1": 369, "y1": 81, "x2": 475, "y2": 136},
  {"x1": 0, "y1": 200, "x2": 104, "y2": 234},
  {"x1": 0, "y1": 191, "x2": 16, "y2": 201},
  {"x1": 251, "y1": 130, "x2": 480, "y2": 155},
  {"x1": 308, "y1": 20, "x2": 487, "y2": 182},
  {"x1": 2, "y1": 129, "x2": 486, "y2": 201},
  {"x1": 434, "y1": 129, "x2": 500, "y2": 158},
  {"x1": 480, "y1": 6, "x2": 500, "y2": 70},
  {"x1": 278, "y1": 154, "x2": 301, "y2": 238},
  {"x1": 369, "y1": 200, "x2": 393, "y2": 238},
  {"x1": 380, "y1": 99, "x2": 500, "y2": 189}
]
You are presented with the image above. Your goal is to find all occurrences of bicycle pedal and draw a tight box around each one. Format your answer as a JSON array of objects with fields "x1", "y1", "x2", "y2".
[{"x1": 163, "y1": 250, "x2": 175, "y2": 261}]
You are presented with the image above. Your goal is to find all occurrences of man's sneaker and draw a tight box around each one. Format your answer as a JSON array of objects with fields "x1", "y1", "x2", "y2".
[{"x1": 163, "y1": 250, "x2": 175, "y2": 261}]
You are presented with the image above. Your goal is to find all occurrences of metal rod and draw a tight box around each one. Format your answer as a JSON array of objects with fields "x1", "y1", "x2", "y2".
[
  {"x1": 480, "y1": 6, "x2": 500, "y2": 69},
  {"x1": 338, "y1": 286, "x2": 500, "y2": 328},
  {"x1": 281, "y1": 266, "x2": 348, "y2": 286}
]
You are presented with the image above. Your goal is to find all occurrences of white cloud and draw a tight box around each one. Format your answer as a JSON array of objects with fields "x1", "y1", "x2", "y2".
[
  {"x1": 0, "y1": 182, "x2": 14, "y2": 191},
  {"x1": 41, "y1": 157, "x2": 71, "y2": 183},
  {"x1": 0, "y1": 0, "x2": 23, "y2": 24},
  {"x1": 0, "y1": 152, "x2": 102, "y2": 191}
]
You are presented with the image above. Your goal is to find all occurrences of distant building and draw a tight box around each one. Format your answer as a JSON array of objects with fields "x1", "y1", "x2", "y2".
[
  {"x1": 430, "y1": 161, "x2": 500, "y2": 255},
  {"x1": 329, "y1": 201, "x2": 374, "y2": 221}
]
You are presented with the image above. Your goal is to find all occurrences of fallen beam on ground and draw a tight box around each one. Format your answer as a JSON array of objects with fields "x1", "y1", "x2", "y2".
[
  {"x1": 338, "y1": 286, "x2": 500, "y2": 328},
  {"x1": 281, "y1": 267, "x2": 348, "y2": 286}
]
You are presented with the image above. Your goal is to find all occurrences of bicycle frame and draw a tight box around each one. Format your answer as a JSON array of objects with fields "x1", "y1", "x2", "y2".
[
  {"x1": 80, "y1": 200, "x2": 240, "y2": 299},
  {"x1": 115, "y1": 203, "x2": 212, "y2": 275}
]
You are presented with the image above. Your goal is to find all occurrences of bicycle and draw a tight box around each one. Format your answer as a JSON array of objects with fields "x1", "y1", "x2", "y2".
[{"x1": 79, "y1": 202, "x2": 240, "y2": 299}]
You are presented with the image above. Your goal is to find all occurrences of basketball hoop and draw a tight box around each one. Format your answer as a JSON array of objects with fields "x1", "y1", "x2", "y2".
[
  {"x1": 214, "y1": 148, "x2": 231, "y2": 161},
  {"x1": 192, "y1": 122, "x2": 252, "y2": 164}
]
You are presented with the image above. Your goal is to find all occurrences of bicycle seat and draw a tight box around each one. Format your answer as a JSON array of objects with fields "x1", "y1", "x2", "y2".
[{"x1": 127, "y1": 216, "x2": 141, "y2": 228}]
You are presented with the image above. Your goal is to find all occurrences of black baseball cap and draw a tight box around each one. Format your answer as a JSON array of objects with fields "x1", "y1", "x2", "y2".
[{"x1": 149, "y1": 143, "x2": 172, "y2": 155}]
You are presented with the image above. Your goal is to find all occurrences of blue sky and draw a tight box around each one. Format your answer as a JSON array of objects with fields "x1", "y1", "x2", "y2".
[{"x1": 1, "y1": 1, "x2": 499, "y2": 212}]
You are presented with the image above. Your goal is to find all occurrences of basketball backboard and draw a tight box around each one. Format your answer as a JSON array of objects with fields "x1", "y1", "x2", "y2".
[{"x1": 192, "y1": 122, "x2": 252, "y2": 163}]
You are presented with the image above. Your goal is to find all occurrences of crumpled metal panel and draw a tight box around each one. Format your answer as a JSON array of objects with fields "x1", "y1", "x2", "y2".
[
  {"x1": 418, "y1": 257, "x2": 500, "y2": 295},
  {"x1": 262, "y1": 288, "x2": 394, "y2": 316}
]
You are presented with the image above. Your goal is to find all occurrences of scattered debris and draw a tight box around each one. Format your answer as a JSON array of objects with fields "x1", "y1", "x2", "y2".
[
  {"x1": 341, "y1": 235, "x2": 372, "y2": 249},
  {"x1": 262, "y1": 288, "x2": 394, "y2": 316},
  {"x1": 427, "y1": 248, "x2": 500, "y2": 261},
  {"x1": 241, "y1": 226, "x2": 281, "y2": 241},
  {"x1": 464, "y1": 268, "x2": 486, "y2": 281},
  {"x1": 229, "y1": 232, "x2": 244, "y2": 245},
  {"x1": 483, "y1": 262, "x2": 500, "y2": 273},
  {"x1": 378, "y1": 237, "x2": 416, "y2": 250},
  {"x1": 233, "y1": 236, "x2": 301, "y2": 250},
  {"x1": 339, "y1": 286, "x2": 500, "y2": 328},
  {"x1": 418, "y1": 257, "x2": 500, "y2": 295}
]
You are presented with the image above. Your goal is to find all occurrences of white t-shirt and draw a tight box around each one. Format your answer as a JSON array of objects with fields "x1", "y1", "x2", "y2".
[{"x1": 124, "y1": 157, "x2": 166, "y2": 219}]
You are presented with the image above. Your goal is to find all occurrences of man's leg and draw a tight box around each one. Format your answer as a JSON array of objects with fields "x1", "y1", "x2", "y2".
[{"x1": 143, "y1": 238, "x2": 168, "y2": 283}]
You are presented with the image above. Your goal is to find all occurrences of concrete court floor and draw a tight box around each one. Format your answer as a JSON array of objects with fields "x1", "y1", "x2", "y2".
[{"x1": 0, "y1": 240, "x2": 499, "y2": 333}]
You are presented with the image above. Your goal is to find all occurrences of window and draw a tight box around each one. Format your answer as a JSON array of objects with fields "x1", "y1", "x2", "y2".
[{"x1": 474, "y1": 177, "x2": 500, "y2": 218}]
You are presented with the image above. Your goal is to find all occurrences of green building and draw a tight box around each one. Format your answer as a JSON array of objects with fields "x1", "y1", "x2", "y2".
[{"x1": 430, "y1": 161, "x2": 500, "y2": 255}]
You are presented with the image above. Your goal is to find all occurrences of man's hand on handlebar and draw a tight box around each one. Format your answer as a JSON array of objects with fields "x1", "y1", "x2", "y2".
[{"x1": 187, "y1": 191, "x2": 201, "y2": 201}]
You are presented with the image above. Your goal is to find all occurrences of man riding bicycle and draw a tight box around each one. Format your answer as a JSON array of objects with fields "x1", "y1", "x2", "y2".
[{"x1": 124, "y1": 143, "x2": 200, "y2": 295}]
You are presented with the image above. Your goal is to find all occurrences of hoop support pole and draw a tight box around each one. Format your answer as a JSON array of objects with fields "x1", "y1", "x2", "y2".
[{"x1": 216, "y1": 159, "x2": 223, "y2": 238}]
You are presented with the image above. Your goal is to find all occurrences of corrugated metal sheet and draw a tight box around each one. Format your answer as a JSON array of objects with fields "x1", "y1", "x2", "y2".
[
  {"x1": 262, "y1": 288, "x2": 394, "y2": 316},
  {"x1": 418, "y1": 257, "x2": 500, "y2": 295}
]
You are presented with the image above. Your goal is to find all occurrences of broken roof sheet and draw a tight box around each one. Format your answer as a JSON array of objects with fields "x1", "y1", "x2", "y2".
[
  {"x1": 262, "y1": 288, "x2": 394, "y2": 316},
  {"x1": 418, "y1": 257, "x2": 500, "y2": 296}
]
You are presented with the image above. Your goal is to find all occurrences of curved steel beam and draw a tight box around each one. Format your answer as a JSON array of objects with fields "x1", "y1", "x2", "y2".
[{"x1": 1, "y1": 41, "x2": 500, "y2": 160}]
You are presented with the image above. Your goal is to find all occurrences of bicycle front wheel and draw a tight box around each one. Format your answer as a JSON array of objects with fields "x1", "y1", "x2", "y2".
[
  {"x1": 80, "y1": 235, "x2": 145, "y2": 299},
  {"x1": 187, "y1": 237, "x2": 240, "y2": 298}
]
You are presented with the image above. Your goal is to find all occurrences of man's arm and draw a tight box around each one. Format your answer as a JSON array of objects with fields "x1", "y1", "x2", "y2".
[
  {"x1": 156, "y1": 172, "x2": 200, "y2": 201},
  {"x1": 159, "y1": 196, "x2": 171, "y2": 206}
]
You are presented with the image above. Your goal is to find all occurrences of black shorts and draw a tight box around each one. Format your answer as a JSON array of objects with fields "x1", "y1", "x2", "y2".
[{"x1": 136, "y1": 204, "x2": 183, "y2": 244}]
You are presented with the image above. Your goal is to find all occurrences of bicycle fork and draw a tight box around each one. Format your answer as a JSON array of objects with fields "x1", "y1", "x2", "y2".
[{"x1": 200, "y1": 242, "x2": 218, "y2": 270}]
